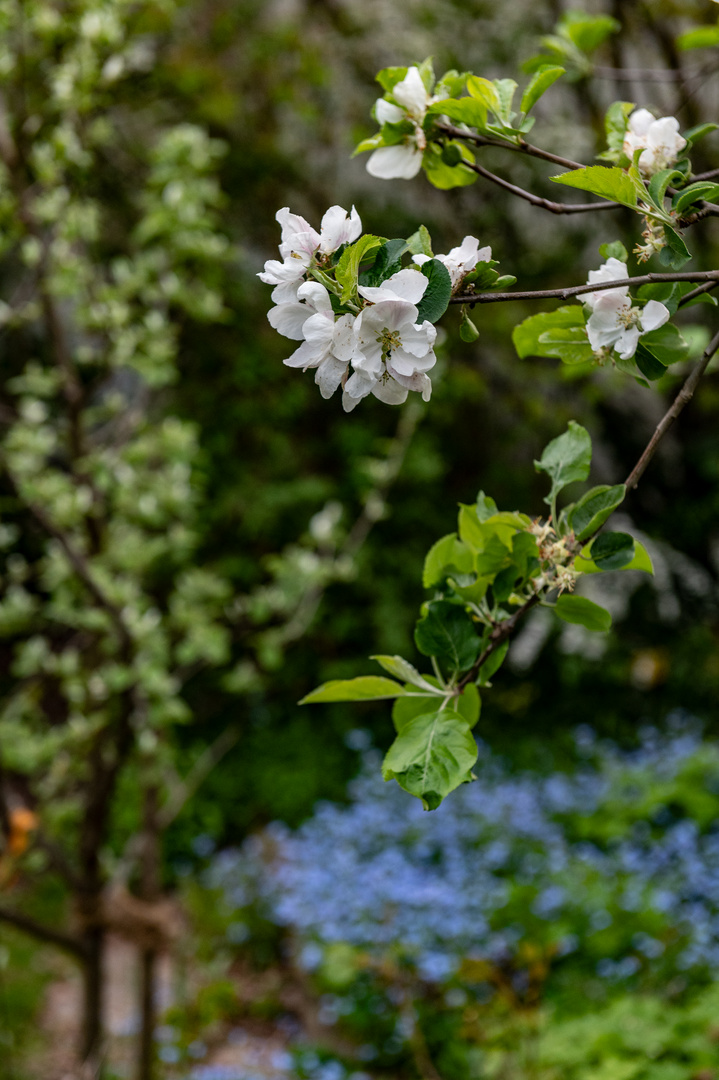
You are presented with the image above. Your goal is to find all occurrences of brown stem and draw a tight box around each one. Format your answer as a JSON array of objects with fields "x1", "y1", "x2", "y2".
[
  {"x1": 463, "y1": 159, "x2": 620, "y2": 214},
  {"x1": 624, "y1": 328, "x2": 719, "y2": 490},
  {"x1": 137, "y1": 785, "x2": 161, "y2": 1080},
  {"x1": 458, "y1": 595, "x2": 541, "y2": 690},
  {"x1": 451, "y1": 270, "x2": 719, "y2": 306},
  {"x1": 436, "y1": 123, "x2": 585, "y2": 170},
  {"x1": 0, "y1": 903, "x2": 86, "y2": 959},
  {"x1": 678, "y1": 280, "x2": 719, "y2": 306}
]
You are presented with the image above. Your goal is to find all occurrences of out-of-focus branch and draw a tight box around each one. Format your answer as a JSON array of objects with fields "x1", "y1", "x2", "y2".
[{"x1": 0, "y1": 903, "x2": 86, "y2": 959}]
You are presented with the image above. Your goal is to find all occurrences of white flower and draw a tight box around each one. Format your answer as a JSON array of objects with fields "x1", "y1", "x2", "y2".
[
  {"x1": 259, "y1": 205, "x2": 363, "y2": 302},
  {"x1": 366, "y1": 67, "x2": 443, "y2": 181},
  {"x1": 413, "y1": 236, "x2": 491, "y2": 290},
  {"x1": 622, "y1": 109, "x2": 687, "y2": 177},
  {"x1": 268, "y1": 280, "x2": 334, "y2": 340},
  {"x1": 586, "y1": 293, "x2": 670, "y2": 360},
  {"x1": 583, "y1": 257, "x2": 630, "y2": 311},
  {"x1": 281, "y1": 283, "x2": 357, "y2": 400},
  {"x1": 342, "y1": 269, "x2": 437, "y2": 412}
]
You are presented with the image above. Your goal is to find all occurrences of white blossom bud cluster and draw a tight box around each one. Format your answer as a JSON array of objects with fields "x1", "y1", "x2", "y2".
[
  {"x1": 259, "y1": 206, "x2": 487, "y2": 412},
  {"x1": 622, "y1": 109, "x2": 687, "y2": 178}
]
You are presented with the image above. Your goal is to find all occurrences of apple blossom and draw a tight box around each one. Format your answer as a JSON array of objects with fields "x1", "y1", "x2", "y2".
[
  {"x1": 413, "y1": 236, "x2": 491, "y2": 291},
  {"x1": 583, "y1": 257, "x2": 630, "y2": 310},
  {"x1": 366, "y1": 67, "x2": 445, "y2": 181},
  {"x1": 259, "y1": 205, "x2": 363, "y2": 302},
  {"x1": 281, "y1": 284, "x2": 357, "y2": 401},
  {"x1": 586, "y1": 293, "x2": 670, "y2": 360},
  {"x1": 622, "y1": 108, "x2": 687, "y2": 177}
]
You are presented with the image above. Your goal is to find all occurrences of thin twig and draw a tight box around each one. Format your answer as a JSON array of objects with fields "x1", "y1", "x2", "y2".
[
  {"x1": 457, "y1": 596, "x2": 540, "y2": 690},
  {"x1": 158, "y1": 725, "x2": 241, "y2": 831},
  {"x1": 451, "y1": 270, "x2": 719, "y2": 307},
  {"x1": 624, "y1": 328, "x2": 719, "y2": 490},
  {"x1": 678, "y1": 279, "x2": 719, "y2": 306},
  {"x1": 0, "y1": 903, "x2": 86, "y2": 959},
  {"x1": 464, "y1": 160, "x2": 619, "y2": 214},
  {"x1": 436, "y1": 123, "x2": 585, "y2": 170}
]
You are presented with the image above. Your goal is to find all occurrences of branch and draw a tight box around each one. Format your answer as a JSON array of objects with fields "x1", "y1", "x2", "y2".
[
  {"x1": 0, "y1": 903, "x2": 86, "y2": 959},
  {"x1": 457, "y1": 330, "x2": 719, "y2": 683},
  {"x1": 0, "y1": 454, "x2": 132, "y2": 651},
  {"x1": 624, "y1": 328, "x2": 719, "y2": 490},
  {"x1": 436, "y1": 123, "x2": 586, "y2": 170},
  {"x1": 457, "y1": 595, "x2": 540, "y2": 690},
  {"x1": 451, "y1": 270, "x2": 719, "y2": 306},
  {"x1": 678, "y1": 279, "x2": 719, "y2": 307},
  {"x1": 157, "y1": 725, "x2": 241, "y2": 831},
  {"x1": 463, "y1": 160, "x2": 620, "y2": 214}
]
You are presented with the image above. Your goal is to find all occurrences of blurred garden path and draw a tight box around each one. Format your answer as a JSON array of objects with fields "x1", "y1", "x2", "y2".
[{"x1": 34, "y1": 935, "x2": 294, "y2": 1080}]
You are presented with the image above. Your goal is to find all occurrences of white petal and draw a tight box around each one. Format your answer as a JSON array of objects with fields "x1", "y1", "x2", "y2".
[
  {"x1": 319, "y1": 205, "x2": 362, "y2": 254},
  {"x1": 359, "y1": 268, "x2": 427, "y2": 306},
  {"x1": 301, "y1": 311, "x2": 335, "y2": 351},
  {"x1": 387, "y1": 364, "x2": 432, "y2": 399},
  {"x1": 398, "y1": 321, "x2": 436, "y2": 359},
  {"x1": 331, "y1": 314, "x2": 360, "y2": 364},
  {"x1": 366, "y1": 143, "x2": 423, "y2": 180},
  {"x1": 342, "y1": 390, "x2": 361, "y2": 413},
  {"x1": 315, "y1": 356, "x2": 347, "y2": 398},
  {"x1": 411, "y1": 254, "x2": 432, "y2": 268},
  {"x1": 276, "y1": 208, "x2": 320, "y2": 258},
  {"x1": 639, "y1": 300, "x2": 670, "y2": 333},
  {"x1": 392, "y1": 67, "x2": 429, "y2": 119},
  {"x1": 284, "y1": 339, "x2": 326, "y2": 369},
  {"x1": 617, "y1": 326, "x2": 640, "y2": 360},
  {"x1": 358, "y1": 300, "x2": 420, "y2": 336},
  {"x1": 375, "y1": 98, "x2": 404, "y2": 125},
  {"x1": 268, "y1": 301, "x2": 312, "y2": 341},
  {"x1": 258, "y1": 257, "x2": 307, "y2": 287},
  {"x1": 371, "y1": 378, "x2": 408, "y2": 405},
  {"x1": 344, "y1": 370, "x2": 376, "y2": 399},
  {"x1": 270, "y1": 280, "x2": 301, "y2": 305},
  {"x1": 627, "y1": 109, "x2": 655, "y2": 137},
  {"x1": 297, "y1": 281, "x2": 332, "y2": 313}
]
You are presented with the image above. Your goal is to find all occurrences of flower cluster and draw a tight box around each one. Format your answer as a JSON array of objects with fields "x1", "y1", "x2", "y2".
[
  {"x1": 528, "y1": 519, "x2": 579, "y2": 593},
  {"x1": 366, "y1": 66, "x2": 444, "y2": 181},
  {"x1": 622, "y1": 108, "x2": 687, "y2": 178},
  {"x1": 583, "y1": 257, "x2": 669, "y2": 360},
  {"x1": 207, "y1": 720, "x2": 719, "y2": 985},
  {"x1": 260, "y1": 206, "x2": 488, "y2": 411}
]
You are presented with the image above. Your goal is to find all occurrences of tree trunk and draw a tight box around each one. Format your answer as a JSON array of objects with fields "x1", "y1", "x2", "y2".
[
  {"x1": 137, "y1": 785, "x2": 161, "y2": 1080},
  {"x1": 81, "y1": 920, "x2": 105, "y2": 1071}
]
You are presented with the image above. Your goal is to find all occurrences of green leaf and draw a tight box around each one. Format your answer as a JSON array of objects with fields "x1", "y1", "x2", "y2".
[
  {"x1": 681, "y1": 122, "x2": 718, "y2": 146},
  {"x1": 603, "y1": 101, "x2": 634, "y2": 156},
  {"x1": 466, "y1": 75, "x2": 500, "y2": 112},
  {"x1": 299, "y1": 676, "x2": 407, "y2": 704},
  {"x1": 422, "y1": 141, "x2": 477, "y2": 190},
  {"x1": 371, "y1": 655, "x2": 441, "y2": 694},
  {"x1": 659, "y1": 226, "x2": 692, "y2": 269},
  {"x1": 335, "y1": 235, "x2": 384, "y2": 303},
  {"x1": 416, "y1": 259, "x2": 453, "y2": 323},
  {"x1": 376, "y1": 66, "x2": 409, "y2": 93},
  {"x1": 477, "y1": 639, "x2": 509, "y2": 687},
  {"x1": 590, "y1": 531, "x2": 635, "y2": 571},
  {"x1": 599, "y1": 240, "x2": 628, "y2": 262},
  {"x1": 551, "y1": 165, "x2": 638, "y2": 207},
  {"x1": 406, "y1": 224, "x2": 433, "y2": 257},
  {"x1": 414, "y1": 600, "x2": 480, "y2": 672},
  {"x1": 393, "y1": 680, "x2": 481, "y2": 732},
  {"x1": 512, "y1": 306, "x2": 587, "y2": 360},
  {"x1": 428, "y1": 97, "x2": 489, "y2": 128},
  {"x1": 673, "y1": 182, "x2": 719, "y2": 216},
  {"x1": 639, "y1": 323, "x2": 690, "y2": 366},
  {"x1": 392, "y1": 689, "x2": 442, "y2": 732},
  {"x1": 575, "y1": 539, "x2": 653, "y2": 575},
  {"x1": 521, "y1": 65, "x2": 565, "y2": 114},
  {"x1": 382, "y1": 709, "x2": 478, "y2": 809},
  {"x1": 360, "y1": 239, "x2": 408, "y2": 287},
  {"x1": 457, "y1": 683, "x2": 481, "y2": 726},
  {"x1": 554, "y1": 594, "x2": 612, "y2": 632},
  {"x1": 677, "y1": 26, "x2": 719, "y2": 50},
  {"x1": 423, "y1": 532, "x2": 474, "y2": 588},
  {"x1": 647, "y1": 169, "x2": 683, "y2": 209},
  {"x1": 562, "y1": 12, "x2": 619, "y2": 53},
  {"x1": 635, "y1": 344, "x2": 669, "y2": 382},
  {"x1": 538, "y1": 326, "x2": 594, "y2": 365},
  {"x1": 476, "y1": 491, "x2": 499, "y2": 521},
  {"x1": 460, "y1": 309, "x2": 480, "y2": 342},
  {"x1": 493, "y1": 79, "x2": 518, "y2": 124},
  {"x1": 353, "y1": 133, "x2": 384, "y2": 156},
  {"x1": 568, "y1": 484, "x2": 626, "y2": 542},
  {"x1": 535, "y1": 421, "x2": 592, "y2": 506}
]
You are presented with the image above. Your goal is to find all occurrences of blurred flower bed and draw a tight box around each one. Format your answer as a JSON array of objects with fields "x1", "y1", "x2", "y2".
[{"x1": 177, "y1": 717, "x2": 719, "y2": 1080}]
